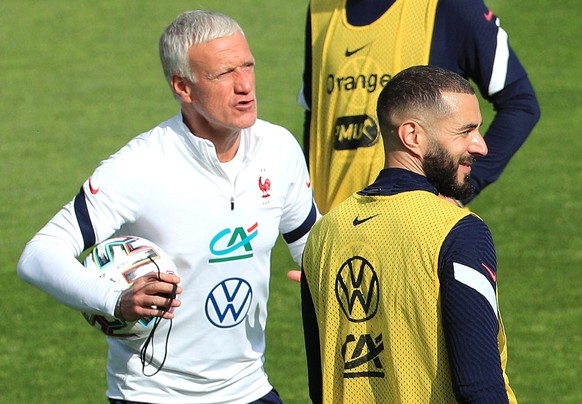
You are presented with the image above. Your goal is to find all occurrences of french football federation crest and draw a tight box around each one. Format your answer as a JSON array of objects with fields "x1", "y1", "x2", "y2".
[{"x1": 258, "y1": 176, "x2": 271, "y2": 198}]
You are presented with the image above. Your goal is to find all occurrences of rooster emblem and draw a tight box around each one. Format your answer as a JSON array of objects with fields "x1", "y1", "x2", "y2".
[{"x1": 258, "y1": 176, "x2": 271, "y2": 198}]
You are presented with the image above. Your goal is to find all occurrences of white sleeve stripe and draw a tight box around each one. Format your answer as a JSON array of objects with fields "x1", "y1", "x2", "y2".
[
  {"x1": 453, "y1": 262, "x2": 498, "y2": 316},
  {"x1": 488, "y1": 18, "x2": 510, "y2": 96},
  {"x1": 297, "y1": 83, "x2": 310, "y2": 111}
]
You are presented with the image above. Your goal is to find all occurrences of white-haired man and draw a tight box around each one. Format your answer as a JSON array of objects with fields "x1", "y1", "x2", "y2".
[{"x1": 18, "y1": 10, "x2": 318, "y2": 404}]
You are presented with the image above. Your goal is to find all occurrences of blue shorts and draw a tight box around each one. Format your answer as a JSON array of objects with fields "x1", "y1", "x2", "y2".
[{"x1": 109, "y1": 388, "x2": 282, "y2": 404}]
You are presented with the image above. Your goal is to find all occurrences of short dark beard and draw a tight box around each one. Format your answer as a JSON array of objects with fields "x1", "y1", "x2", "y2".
[{"x1": 423, "y1": 143, "x2": 475, "y2": 201}]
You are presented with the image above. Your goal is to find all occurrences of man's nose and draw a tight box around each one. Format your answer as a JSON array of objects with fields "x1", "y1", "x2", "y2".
[
  {"x1": 234, "y1": 69, "x2": 254, "y2": 94},
  {"x1": 469, "y1": 132, "x2": 488, "y2": 156}
]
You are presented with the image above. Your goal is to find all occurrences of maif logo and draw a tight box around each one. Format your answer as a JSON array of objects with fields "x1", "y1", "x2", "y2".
[
  {"x1": 335, "y1": 256, "x2": 379, "y2": 322},
  {"x1": 208, "y1": 223, "x2": 258, "y2": 263},
  {"x1": 333, "y1": 115, "x2": 379, "y2": 150},
  {"x1": 205, "y1": 278, "x2": 253, "y2": 328}
]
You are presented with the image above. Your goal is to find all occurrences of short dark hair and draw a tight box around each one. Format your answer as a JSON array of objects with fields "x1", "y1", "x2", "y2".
[{"x1": 376, "y1": 65, "x2": 475, "y2": 136}]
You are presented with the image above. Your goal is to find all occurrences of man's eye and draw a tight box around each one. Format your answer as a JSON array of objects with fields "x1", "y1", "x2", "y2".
[{"x1": 212, "y1": 70, "x2": 231, "y2": 80}]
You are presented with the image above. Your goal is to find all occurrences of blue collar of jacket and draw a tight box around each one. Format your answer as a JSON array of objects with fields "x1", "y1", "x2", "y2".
[{"x1": 358, "y1": 168, "x2": 438, "y2": 197}]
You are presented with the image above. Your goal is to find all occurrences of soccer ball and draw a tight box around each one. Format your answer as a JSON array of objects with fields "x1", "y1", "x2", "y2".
[{"x1": 81, "y1": 235, "x2": 177, "y2": 339}]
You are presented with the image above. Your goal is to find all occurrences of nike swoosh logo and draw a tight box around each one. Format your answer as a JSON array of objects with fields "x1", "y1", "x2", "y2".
[
  {"x1": 353, "y1": 214, "x2": 379, "y2": 226},
  {"x1": 482, "y1": 262, "x2": 497, "y2": 282},
  {"x1": 484, "y1": 10, "x2": 494, "y2": 22},
  {"x1": 88, "y1": 179, "x2": 99, "y2": 195},
  {"x1": 345, "y1": 44, "x2": 369, "y2": 57}
]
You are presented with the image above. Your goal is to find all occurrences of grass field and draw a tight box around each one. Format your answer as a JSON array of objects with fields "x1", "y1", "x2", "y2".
[{"x1": 1, "y1": 0, "x2": 580, "y2": 403}]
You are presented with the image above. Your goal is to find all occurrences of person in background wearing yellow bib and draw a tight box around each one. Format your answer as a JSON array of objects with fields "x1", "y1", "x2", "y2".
[
  {"x1": 300, "y1": 0, "x2": 540, "y2": 213},
  {"x1": 301, "y1": 65, "x2": 517, "y2": 403}
]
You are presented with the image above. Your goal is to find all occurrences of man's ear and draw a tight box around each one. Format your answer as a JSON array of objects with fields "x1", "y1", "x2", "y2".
[
  {"x1": 398, "y1": 120, "x2": 425, "y2": 158},
  {"x1": 171, "y1": 75, "x2": 193, "y2": 103}
]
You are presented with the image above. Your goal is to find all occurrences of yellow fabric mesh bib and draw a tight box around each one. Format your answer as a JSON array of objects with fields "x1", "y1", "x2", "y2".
[
  {"x1": 309, "y1": 0, "x2": 438, "y2": 213},
  {"x1": 304, "y1": 191, "x2": 516, "y2": 403}
]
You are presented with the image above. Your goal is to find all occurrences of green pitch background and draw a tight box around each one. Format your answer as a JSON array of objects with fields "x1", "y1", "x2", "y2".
[{"x1": 1, "y1": 0, "x2": 580, "y2": 402}]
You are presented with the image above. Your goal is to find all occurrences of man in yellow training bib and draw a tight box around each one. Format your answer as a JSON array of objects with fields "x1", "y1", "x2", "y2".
[
  {"x1": 301, "y1": 0, "x2": 540, "y2": 213},
  {"x1": 301, "y1": 65, "x2": 517, "y2": 403}
]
